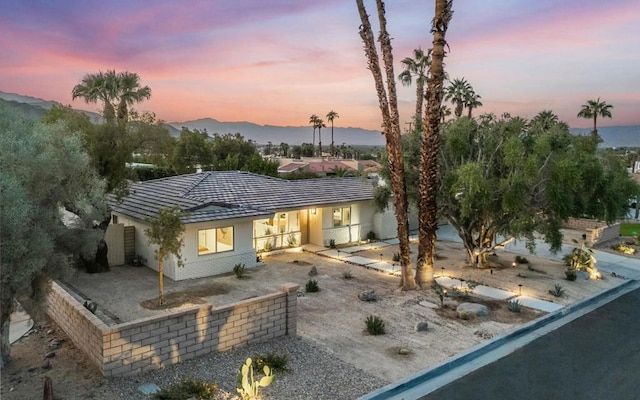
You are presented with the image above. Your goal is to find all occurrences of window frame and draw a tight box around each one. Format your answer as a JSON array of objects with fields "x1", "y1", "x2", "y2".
[{"x1": 197, "y1": 226, "x2": 234, "y2": 256}]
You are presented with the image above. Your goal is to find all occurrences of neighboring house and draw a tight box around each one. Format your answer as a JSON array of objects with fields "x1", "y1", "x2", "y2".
[
  {"x1": 109, "y1": 170, "x2": 394, "y2": 280},
  {"x1": 278, "y1": 158, "x2": 381, "y2": 177}
]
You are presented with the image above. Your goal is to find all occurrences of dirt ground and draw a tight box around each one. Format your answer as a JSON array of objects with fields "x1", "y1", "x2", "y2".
[{"x1": 1, "y1": 234, "x2": 627, "y2": 399}]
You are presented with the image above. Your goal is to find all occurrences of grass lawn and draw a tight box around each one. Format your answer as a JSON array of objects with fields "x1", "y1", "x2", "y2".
[{"x1": 620, "y1": 223, "x2": 640, "y2": 237}]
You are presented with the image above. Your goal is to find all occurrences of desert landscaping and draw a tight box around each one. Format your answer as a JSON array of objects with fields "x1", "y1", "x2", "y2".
[{"x1": 2, "y1": 226, "x2": 631, "y2": 400}]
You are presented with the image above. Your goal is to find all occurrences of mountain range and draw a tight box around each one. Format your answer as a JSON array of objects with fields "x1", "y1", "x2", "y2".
[{"x1": 1, "y1": 90, "x2": 638, "y2": 148}]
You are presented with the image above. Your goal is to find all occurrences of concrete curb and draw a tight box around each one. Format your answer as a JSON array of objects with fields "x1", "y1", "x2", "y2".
[{"x1": 359, "y1": 279, "x2": 639, "y2": 400}]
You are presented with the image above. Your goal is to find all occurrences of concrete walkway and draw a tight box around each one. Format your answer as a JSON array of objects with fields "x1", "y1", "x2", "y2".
[{"x1": 9, "y1": 309, "x2": 33, "y2": 344}]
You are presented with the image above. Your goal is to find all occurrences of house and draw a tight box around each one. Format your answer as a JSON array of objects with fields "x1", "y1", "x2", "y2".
[
  {"x1": 109, "y1": 170, "x2": 397, "y2": 280},
  {"x1": 278, "y1": 158, "x2": 382, "y2": 177}
]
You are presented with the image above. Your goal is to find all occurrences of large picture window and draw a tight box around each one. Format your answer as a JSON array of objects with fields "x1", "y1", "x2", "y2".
[
  {"x1": 333, "y1": 207, "x2": 351, "y2": 227},
  {"x1": 198, "y1": 226, "x2": 234, "y2": 255}
]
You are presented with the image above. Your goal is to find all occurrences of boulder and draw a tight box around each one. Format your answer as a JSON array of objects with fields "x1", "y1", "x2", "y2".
[
  {"x1": 358, "y1": 289, "x2": 377, "y2": 302},
  {"x1": 308, "y1": 266, "x2": 318, "y2": 276},
  {"x1": 456, "y1": 302, "x2": 489, "y2": 316}
]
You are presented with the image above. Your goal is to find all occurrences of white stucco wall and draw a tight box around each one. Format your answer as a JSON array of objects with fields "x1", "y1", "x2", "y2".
[{"x1": 112, "y1": 212, "x2": 257, "y2": 281}]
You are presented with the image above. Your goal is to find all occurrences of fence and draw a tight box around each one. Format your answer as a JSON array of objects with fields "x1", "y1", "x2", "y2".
[
  {"x1": 47, "y1": 281, "x2": 299, "y2": 377},
  {"x1": 562, "y1": 218, "x2": 620, "y2": 246}
]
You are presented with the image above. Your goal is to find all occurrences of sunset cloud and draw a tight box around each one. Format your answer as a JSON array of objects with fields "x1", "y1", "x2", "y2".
[{"x1": 1, "y1": 0, "x2": 638, "y2": 130}]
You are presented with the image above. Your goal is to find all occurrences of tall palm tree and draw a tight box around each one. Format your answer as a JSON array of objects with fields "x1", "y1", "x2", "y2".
[
  {"x1": 577, "y1": 97, "x2": 613, "y2": 137},
  {"x1": 309, "y1": 114, "x2": 319, "y2": 156},
  {"x1": 326, "y1": 110, "x2": 339, "y2": 157},
  {"x1": 72, "y1": 70, "x2": 118, "y2": 123},
  {"x1": 444, "y1": 78, "x2": 471, "y2": 118},
  {"x1": 115, "y1": 71, "x2": 151, "y2": 126},
  {"x1": 315, "y1": 117, "x2": 326, "y2": 157},
  {"x1": 416, "y1": 0, "x2": 453, "y2": 287},
  {"x1": 357, "y1": 0, "x2": 416, "y2": 290},
  {"x1": 439, "y1": 104, "x2": 452, "y2": 123},
  {"x1": 398, "y1": 48, "x2": 431, "y2": 122},
  {"x1": 464, "y1": 90, "x2": 483, "y2": 118}
]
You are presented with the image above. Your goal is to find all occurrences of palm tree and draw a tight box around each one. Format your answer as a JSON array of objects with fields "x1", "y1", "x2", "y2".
[
  {"x1": 357, "y1": 0, "x2": 416, "y2": 290},
  {"x1": 309, "y1": 114, "x2": 319, "y2": 156},
  {"x1": 72, "y1": 70, "x2": 118, "y2": 123},
  {"x1": 416, "y1": 0, "x2": 453, "y2": 287},
  {"x1": 326, "y1": 110, "x2": 339, "y2": 157},
  {"x1": 115, "y1": 71, "x2": 151, "y2": 126},
  {"x1": 530, "y1": 110, "x2": 559, "y2": 131},
  {"x1": 577, "y1": 97, "x2": 613, "y2": 137},
  {"x1": 444, "y1": 78, "x2": 471, "y2": 118},
  {"x1": 464, "y1": 89, "x2": 483, "y2": 118},
  {"x1": 439, "y1": 105, "x2": 452, "y2": 123},
  {"x1": 398, "y1": 48, "x2": 431, "y2": 122},
  {"x1": 315, "y1": 117, "x2": 326, "y2": 157}
]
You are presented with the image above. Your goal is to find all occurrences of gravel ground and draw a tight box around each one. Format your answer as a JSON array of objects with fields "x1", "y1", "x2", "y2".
[{"x1": 104, "y1": 335, "x2": 387, "y2": 399}]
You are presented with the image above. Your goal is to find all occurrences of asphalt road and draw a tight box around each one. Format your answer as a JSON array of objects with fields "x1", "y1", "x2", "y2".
[{"x1": 420, "y1": 287, "x2": 640, "y2": 400}]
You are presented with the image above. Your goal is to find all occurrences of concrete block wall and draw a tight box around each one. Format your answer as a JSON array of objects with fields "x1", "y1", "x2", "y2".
[
  {"x1": 562, "y1": 218, "x2": 620, "y2": 246},
  {"x1": 47, "y1": 281, "x2": 299, "y2": 378},
  {"x1": 47, "y1": 282, "x2": 109, "y2": 373}
]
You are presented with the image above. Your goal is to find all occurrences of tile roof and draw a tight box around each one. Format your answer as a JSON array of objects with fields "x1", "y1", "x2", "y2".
[{"x1": 110, "y1": 171, "x2": 374, "y2": 223}]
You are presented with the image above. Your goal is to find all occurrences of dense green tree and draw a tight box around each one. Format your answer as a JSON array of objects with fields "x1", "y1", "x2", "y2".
[
  {"x1": 243, "y1": 154, "x2": 279, "y2": 177},
  {"x1": 439, "y1": 114, "x2": 636, "y2": 266},
  {"x1": 172, "y1": 128, "x2": 213, "y2": 174},
  {"x1": 279, "y1": 142, "x2": 290, "y2": 157},
  {"x1": 210, "y1": 133, "x2": 258, "y2": 170},
  {"x1": 577, "y1": 97, "x2": 613, "y2": 138},
  {"x1": 326, "y1": 110, "x2": 339, "y2": 157},
  {"x1": 144, "y1": 206, "x2": 185, "y2": 306},
  {"x1": 1, "y1": 105, "x2": 107, "y2": 366}
]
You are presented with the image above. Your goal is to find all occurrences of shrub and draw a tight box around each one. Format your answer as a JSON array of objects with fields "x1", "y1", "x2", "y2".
[
  {"x1": 263, "y1": 241, "x2": 273, "y2": 252},
  {"x1": 365, "y1": 315, "x2": 386, "y2": 335},
  {"x1": 237, "y1": 358, "x2": 274, "y2": 400},
  {"x1": 514, "y1": 255, "x2": 529, "y2": 264},
  {"x1": 305, "y1": 279, "x2": 319, "y2": 293},
  {"x1": 253, "y1": 352, "x2": 290, "y2": 373},
  {"x1": 366, "y1": 231, "x2": 377, "y2": 241},
  {"x1": 508, "y1": 299, "x2": 522, "y2": 313},
  {"x1": 233, "y1": 263, "x2": 246, "y2": 279},
  {"x1": 342, "y1": 270, "x2": 354, "y2": 279},
  {"x1": 153, "y1": 378, "x2": 218, "y2": 400},
  {"x1": 329, "y1": 239, "x2": 336, "y2": 249},
  {"x1": 458, "y1": 311, "x2": 471, "y2": 320},
  {"x1": 287, "y1": 234, "x2": 298, "y2": 247},
  {"x1": 549, "y1": 284, "x2": 565, "y2": 297},
  {"x1": 565, "y1": 269, "x2": 577, "y2": 281},
  {"x1": 465, "y1": 280, "x2": 479, "y2": 291},
  {"x1": 392, "y1": 252, "x2": 400, "y2": 262},
  {"x1": 612, "y1": 243, "x2": 636, "y2": 255}
]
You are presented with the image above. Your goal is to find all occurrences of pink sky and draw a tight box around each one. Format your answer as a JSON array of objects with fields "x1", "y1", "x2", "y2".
[{"x1": 1, "y1": 0, "x2": 638, "y2": 131}]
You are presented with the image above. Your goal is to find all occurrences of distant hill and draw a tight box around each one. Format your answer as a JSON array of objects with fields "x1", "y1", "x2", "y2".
[
  {"x1": 169, "y1": 117, "x2": 385, "y2": 146},
  {"x1": 3, "y1": 90, "x2": 638, "y2": 148},
  {"x1": 570, "y1": 126, "x2": 640, "y2": 148}
]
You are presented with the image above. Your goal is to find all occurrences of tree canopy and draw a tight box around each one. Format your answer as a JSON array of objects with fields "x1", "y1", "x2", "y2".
[
  {"x1": 0, "y1": 104, "x2": 107, "y2": 366},
  {"x1": 439, "y1": 114, "x2": 637, "y2": 265}
]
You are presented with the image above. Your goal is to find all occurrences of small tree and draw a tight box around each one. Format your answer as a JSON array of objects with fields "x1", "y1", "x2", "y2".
[{"x1": 144, "y1": 206, "x2": 185, "y2": 305}]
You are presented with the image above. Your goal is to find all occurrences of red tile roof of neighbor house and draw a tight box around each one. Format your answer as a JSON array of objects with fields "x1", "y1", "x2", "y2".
[
  {"x1": 109, "y1": 171, "x2": 375, "y2": 224},
  {"x1": 307, "y1": 161, "x2": 356, "y2": 173},
  {"x1": 277, "y1": 162, "x2": 306, "y2": 173}
]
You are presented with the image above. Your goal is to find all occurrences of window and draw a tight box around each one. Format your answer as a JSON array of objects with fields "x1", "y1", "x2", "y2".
[
  {"x1": 112, "y1": 215, "x2": 118, "y2": 224},
  {"x1": 198, "y1": 226, "x2": 234, "y2": 255},
  {"x1": 333, "y1": 207, "x2": 351, "y2": 227}
]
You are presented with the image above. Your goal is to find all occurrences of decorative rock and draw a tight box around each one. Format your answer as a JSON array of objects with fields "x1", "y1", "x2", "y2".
[
  {"x1": 358, "y1": 289, "x2": 377, "y2": 302},
  {"x1": 398, "y1": 348, "x2": 410, "y2": 355},
  {"x1": 577, "y1": 271, "x2": 590, "y2": 280},
  {"x1": 419, "y1": 301, "x2": 438, "y2": 309},
  {"x1": 41, "y1": 360, "x2": 51, "y2": 370},
  {"x1": 456, "y1": 302, "x2": 489, "y2": 316},
  {"x1": 137, "y1": 383, "x2": 161, "y2": 395},
  {"x1": 308, "y1": 266, "x2": 318, "y2": 276},
  {"x1": 44, "y1": 351, "x2": 56, "y2": 359},
  {"x1": 415, "y1": 322, "x2": 429, "y2": 332}
]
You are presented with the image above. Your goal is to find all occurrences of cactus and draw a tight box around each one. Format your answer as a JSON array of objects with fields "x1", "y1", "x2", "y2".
[{"x1": 237, "y1": 358, "x2": 274, "y2": 400}]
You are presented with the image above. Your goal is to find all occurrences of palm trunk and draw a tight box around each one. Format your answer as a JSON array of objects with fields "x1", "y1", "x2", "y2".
[
  {"x1": 416, "y1": 0, "x2": 453, "y2": 287},
  {"x1": 318, "y1": 127, "x2": 322, "y2": 158},
  {"x1": 467, "y1": 106, "x2": 472, "y2": 118},
  {"x1": 357, "y1": 0, "x2": 415, "y2": 290},
  {"x1": 312, "y1": 129, "x2": 315, "y2": 156},
  {"x1": 415, "y1": 84, "x2": 424, "y2": 123},
  {"x1": 330, "y1": 124, "x2": 335, "y2": 158}
]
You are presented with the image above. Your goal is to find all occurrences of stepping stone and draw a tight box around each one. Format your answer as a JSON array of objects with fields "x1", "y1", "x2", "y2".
[
  {"x1": 138, "y1": 383, "x2": 160, "y2": 395},
  {"x1": 516, "y1": 296, "x2": 564, "y2": 312}
]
